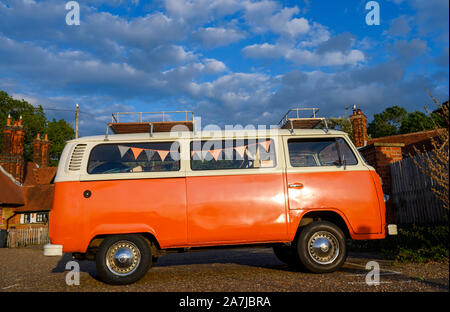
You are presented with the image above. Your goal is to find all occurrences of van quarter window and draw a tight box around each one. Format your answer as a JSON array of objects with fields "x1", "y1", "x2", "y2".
[
  {"x1": 288, "y1": 138, "x2": 357, "y2": 167},
  {"x1": 87, "y1": 142, "x2": 180, "y2": 174},
  {"x1": 190, "y1": 139, "x2": 276, "y2": 170}
]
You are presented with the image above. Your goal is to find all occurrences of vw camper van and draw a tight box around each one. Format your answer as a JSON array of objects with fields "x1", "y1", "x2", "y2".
[{"x1": 44, "y1": 110, "x2": 393, "y2": 285}]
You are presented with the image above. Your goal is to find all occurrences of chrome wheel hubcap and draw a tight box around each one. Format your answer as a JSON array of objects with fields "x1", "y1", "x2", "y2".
[
  {"x1": 308, "y1": 231, "x2": 339, "y2": 265},
  {"x1": 106, "y1": 241, "x2": 141, "y2": 276}
]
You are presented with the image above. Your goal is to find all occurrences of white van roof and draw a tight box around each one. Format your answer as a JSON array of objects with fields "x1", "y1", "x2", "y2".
[{"x1": 69, "y1": 129, "x2": 348, "y2": 143}]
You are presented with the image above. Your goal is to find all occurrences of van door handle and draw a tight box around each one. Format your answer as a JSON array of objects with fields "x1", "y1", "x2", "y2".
[{"x1": 288, "y1": 183, "x2": 303, "y2": 188}]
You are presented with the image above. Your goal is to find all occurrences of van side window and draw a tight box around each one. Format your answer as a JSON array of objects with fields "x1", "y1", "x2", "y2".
[
  {"x1": 288, "y1": 138, "x2": 357, "y2": 167},
  {"x1": 190, "y1": 139, "x2": 276, "y2": 170},
  {"x1": 336, "y1": 138, "x2": 358, "y2": 165},
  {"x1": 88, "y1": 142, "x2": 180, "y2": 174}
]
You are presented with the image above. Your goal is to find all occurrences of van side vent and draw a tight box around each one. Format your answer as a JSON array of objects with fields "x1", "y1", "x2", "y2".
[{"x1": 68, "y1": 144, "x2": 87, "y2": 171}]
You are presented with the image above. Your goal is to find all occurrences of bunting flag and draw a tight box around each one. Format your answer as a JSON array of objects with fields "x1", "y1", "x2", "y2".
[
  {"x1": 117, "y1": 145, "x2": 173, "y2": 162},
  {"x1": 190, "y1": 141, "x2": 272, "y2": 161},
  {"x1": 245, "y1": 148, "x2": 255, "y2": 160},
  {"x1": 130, "y1": 147, "x2": 144, "y2": 160},
  {"x1": 259, "y1": 140, "x2": 271, "y2": 152},
  {"x1": 144, "y1": 149, "x2": 155, "y2": 161},
  {"x1": 234, "y1": 145, "x2": 246, "y2": 159},
  {"x1": 209, "y1": 149, "x2": 222, "y2": 161},
  {"x1": 118, "y1": 145, "x2": 130, "y2": 158},
  {"x1": 157, "y1": 150, "x2": 170, "y2": 162}
]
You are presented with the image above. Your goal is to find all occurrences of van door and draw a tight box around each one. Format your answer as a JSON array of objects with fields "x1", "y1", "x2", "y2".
[
  {"x1": 283, "y1": 136, "x2": 382, "y2": 234},
  {"x1": 186, "y1": 138, "x2": 289, "y2": 245},
  {"x1": 80, "y1": 140, "x2": 188, "y2": 249}
]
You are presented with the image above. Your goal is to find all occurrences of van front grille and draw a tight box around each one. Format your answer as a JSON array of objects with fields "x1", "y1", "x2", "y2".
[{"x1": 68, "y1": 144, "x2": 87, "y2": 171}]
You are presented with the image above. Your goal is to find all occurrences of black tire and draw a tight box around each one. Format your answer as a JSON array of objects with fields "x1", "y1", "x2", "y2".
[
  {"x1": 273, "y1": 246, "x2": 301, "y2": 267},
  {"x1": 96, "y1": 234, "x2": 151, "y2": 285},
  {"x1": 296, "y1": 221, "x2": 347, "y2": 273}
]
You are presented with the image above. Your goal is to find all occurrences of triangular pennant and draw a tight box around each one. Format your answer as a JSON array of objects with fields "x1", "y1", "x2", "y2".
[
  {"x1": 144, "y1": 149, "x2": 155, "y2": 161},
  {"x1": 259, "y1": 140, "x2": 271, "y2": 152},
  {"x1": 130, "y1": 147, "x2": 144, "y2": 160},
  {"x1": 191, "y1": 150, "x2": 200, "y2": 159},
  {"x1": 118, "y1": 145, "x2": 130, "y2": 158},
  {"x1": 209, "y1": 149, "x2": 222, "y2": 161},
  {"x1": 234, "y1": 145, "x2": 246, "y2": 159},
  {"x1": 246, "y1": 147, "x2": 256, "y2": 160},
  {"x1": 157, "y1": 150, "x2": 170, "y2": 162}
]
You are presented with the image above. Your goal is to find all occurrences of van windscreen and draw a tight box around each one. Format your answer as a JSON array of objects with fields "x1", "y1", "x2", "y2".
[{"x1": 87, "y1": 142, "x2": 180, "y2": 174}]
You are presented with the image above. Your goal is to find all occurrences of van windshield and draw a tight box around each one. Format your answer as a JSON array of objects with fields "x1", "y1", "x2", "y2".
[{"x1": 87, "y1": 142, "x2": 180, "y2": 174}]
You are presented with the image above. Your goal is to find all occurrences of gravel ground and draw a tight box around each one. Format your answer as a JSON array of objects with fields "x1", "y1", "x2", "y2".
[{"x1": 0, "y1": 245, "x2": 448, "y2": 292}]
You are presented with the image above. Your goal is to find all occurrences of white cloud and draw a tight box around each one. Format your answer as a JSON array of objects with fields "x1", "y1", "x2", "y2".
[
  {"x1": 243, "y1": 41, "x2": 365, "y2": 67},
  {"x1": 193, "y1": 27, "x2": 246, "y2": 48}
]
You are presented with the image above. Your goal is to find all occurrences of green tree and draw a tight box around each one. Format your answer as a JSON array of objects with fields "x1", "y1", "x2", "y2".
[
  {"x1": 367, "y1": 105, "x2": 408, "y2": 138},
  {"x1": 399, "y1": 111, "x2": 435, "y2": 134},
  {"x1": 367, "y1": 105, "x2": 438, "y2": 138},
  {"x1": 318, "y1": 118, "x2": 353, "y2": 140},
  {"x1": 0, "y1": 91, "x2": 74, "y2": 165},
  {"x1": 46, "y1": 118, "x2": 75, "y2": 166}
]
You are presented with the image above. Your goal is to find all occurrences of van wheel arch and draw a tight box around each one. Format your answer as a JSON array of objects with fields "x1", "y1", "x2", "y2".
[{"x1": 295, "y1": 211, "x2": 351, "y2": 240}]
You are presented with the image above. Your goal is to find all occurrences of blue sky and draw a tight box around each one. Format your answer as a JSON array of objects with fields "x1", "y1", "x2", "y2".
[{"x1": 0, "y1": 0, "x2": 448, "y2": 136}]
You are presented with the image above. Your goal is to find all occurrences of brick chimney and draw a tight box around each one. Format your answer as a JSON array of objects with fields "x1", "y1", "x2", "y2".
[
  {"x1": 0, "y1": 116, "x2": 25, "y2": 183},
  {"x1": 350, "y1": 107, "x2": 368, "y2": 148},
  {"x1": 32, "y1": 133, "x2": 51, "y2": 167}
]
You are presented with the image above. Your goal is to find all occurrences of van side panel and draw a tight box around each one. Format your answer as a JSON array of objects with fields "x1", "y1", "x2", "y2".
[
  {"x1": 49, "y1": 181, "x2": 86, "y2": 252},
  {"x1": 50, "y1": 178, "x2": 188, "y2": 252},
  {"x1": 286, "y1": 170, "x2": 383, "y2": 235},
  {"x1": 186, "y1": 173, "x2": 289, "y2": 245}
]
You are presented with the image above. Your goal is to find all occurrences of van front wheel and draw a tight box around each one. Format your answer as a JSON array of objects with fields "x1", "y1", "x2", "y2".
[
  {"x1": 96, "y1": 234, "x2": 151, "y2": 285},
  {"x1": 296, "y1": 221, "x2": 347, "y2": 273}
]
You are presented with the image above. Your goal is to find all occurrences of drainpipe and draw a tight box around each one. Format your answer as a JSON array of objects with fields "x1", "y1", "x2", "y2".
[{"x1": 6, "y1": 212, "x2": 18, "y2": 230}]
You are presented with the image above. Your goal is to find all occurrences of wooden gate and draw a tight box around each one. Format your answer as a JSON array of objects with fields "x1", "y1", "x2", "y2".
[{"x1": 390, "y1": 154, "x2": 448, "y2": 225}]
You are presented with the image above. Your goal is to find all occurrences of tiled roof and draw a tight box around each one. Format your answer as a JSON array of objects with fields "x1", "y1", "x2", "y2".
[
  {"x1": 23, "y1": 163, "x2": 57, "y2": 186},
  {"x1": 0, "y1": 165, "x2": 25, "y2": 205},
  {"x1": 368, "y1": 128, "x2": 445, "y2": 146},
  {"x1": 14, "y1": 184, "x2": 54, "y2": 212}
]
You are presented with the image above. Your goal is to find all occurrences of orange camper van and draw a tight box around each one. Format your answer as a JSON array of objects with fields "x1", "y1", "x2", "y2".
[{"x1": 44, "y1": 110, "x2": 396, "y2": 285}]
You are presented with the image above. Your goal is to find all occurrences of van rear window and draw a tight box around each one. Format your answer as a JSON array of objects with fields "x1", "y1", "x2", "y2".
[
  {"x1": 87, "y1": 142, "x2": 180, "y2": 174},
  {"x1": 190, "y1": 139, "x2": 276, "y2": 170},
  {"x1": 288, "y1": 138, "x2": 357, "y2": 167}
]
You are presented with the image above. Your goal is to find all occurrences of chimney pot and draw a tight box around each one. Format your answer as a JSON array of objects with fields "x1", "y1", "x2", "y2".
[
  {"x1": 36, "y1": 133, "x2": 41, "y2": 140},
  {"x1": 44, "y1": 134, "x2": 48, "y2": 141}
]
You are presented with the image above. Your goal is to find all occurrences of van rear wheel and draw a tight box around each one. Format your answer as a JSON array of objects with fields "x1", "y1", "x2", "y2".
[
  {"x1": 296, "y1": 221, "x2": 347, "y2": 273},
  {"x1": 96, "y1": 234, "x2": 151, "y2": 285}
]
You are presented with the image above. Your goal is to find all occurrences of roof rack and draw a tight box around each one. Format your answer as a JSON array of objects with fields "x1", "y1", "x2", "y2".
[
  {"x1": 105, "y1": 111, "x2": 194, "y2": 140},
  {"x1": 278, "y1": 108, "x2": 328, "y2": 133}
]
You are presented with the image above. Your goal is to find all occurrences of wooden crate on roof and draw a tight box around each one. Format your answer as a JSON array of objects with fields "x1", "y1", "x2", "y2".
[
  {"x1": 279, "y1": 108, "x2": 326, "y2": 130},
  {"x1": 107, "y1": 111, "x2": 194, "y2": 134}
]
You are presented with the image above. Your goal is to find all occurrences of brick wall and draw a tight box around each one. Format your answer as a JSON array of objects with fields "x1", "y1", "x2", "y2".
[
  {"x1": 350, "y1": 108, "x2": 368, "y2": 148},
  {"x1": 359, "y1": 143, "x2": 404, "y2": 195}
]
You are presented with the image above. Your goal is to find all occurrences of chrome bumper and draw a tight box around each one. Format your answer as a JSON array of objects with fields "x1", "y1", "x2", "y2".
[{"x1": 43, "y1": 243, "x2": 63, "y2": 256}]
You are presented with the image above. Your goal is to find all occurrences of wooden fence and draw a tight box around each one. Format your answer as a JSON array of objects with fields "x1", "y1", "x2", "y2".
[
  {"x1": 6, "y1": 227, "x2": 50, "y2": 248},
  {"x1": 390, "y1": 153, "x2": 448, "y2": 225}
]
